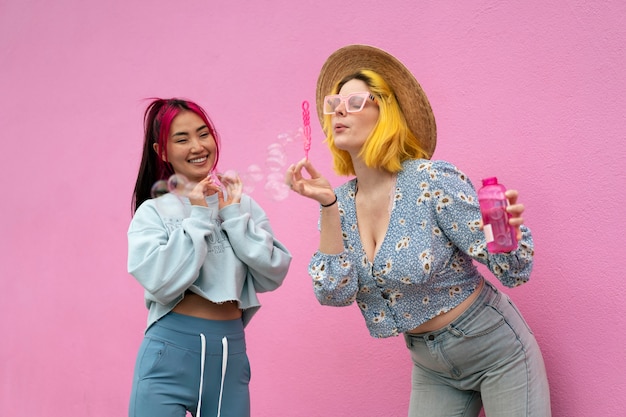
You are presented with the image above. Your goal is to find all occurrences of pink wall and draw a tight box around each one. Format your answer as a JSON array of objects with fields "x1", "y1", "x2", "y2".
[{"x1": 1, "y1": 1, "x2": 624, "y2": 415}]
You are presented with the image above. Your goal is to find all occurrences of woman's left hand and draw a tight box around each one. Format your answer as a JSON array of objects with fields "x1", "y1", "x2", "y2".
[
  {"x1": 188, "y1": 177, "x2": 221, "y2": 207},
  {"x1": 217, "y1": 172, "x2": 243, "y2": 209},
  {"x1": 505, "y1": 189, "x2": 525, "y2": 241}
]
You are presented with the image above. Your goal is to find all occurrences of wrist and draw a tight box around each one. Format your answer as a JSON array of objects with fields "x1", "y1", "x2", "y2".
[
  {"x1": 320, "y1": 193, "x2": 338, "y2": 208},
  {"x1": 189, "y1": 197, "x2": 208, "y2": 207}
]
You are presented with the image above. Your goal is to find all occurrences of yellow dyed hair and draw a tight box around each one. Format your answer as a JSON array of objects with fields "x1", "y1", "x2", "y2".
[{"x1": 323, "y1": 69, "x2": 429, "y2": 176}]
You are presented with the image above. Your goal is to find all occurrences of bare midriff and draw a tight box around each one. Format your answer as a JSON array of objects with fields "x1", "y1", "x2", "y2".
[
  {"x1": 172, "y1": 292, "x2": 242, "y2": 321},
  {"x1": 407, "y1": 278, "x2": 484, "y2": 334}
]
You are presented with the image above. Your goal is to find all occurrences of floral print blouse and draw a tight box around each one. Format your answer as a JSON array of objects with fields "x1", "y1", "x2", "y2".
[{"x1": 308, "y1": 159, "x2": 534, "y2": 338}]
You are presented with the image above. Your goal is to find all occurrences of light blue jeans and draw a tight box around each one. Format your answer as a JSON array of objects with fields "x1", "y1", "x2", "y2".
[
  {"x1": 404, "y1": 280, "x2": 551, "y2": 417},
  {"x1": 129, "y1": 313, "x2": 250, "y2": 417}
]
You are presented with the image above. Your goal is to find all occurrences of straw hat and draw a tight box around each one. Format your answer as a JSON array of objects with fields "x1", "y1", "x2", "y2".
[{"x1": 316, "y1": 44, "x2": 437, "y2": 158}]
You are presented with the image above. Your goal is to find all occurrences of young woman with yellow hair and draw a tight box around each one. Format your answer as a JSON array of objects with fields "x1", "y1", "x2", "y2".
[{"x1": 286, "y1": 45, "x2": 550, "y2": 417}]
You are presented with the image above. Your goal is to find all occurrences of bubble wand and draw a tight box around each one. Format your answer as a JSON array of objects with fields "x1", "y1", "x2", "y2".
[{"x1": 301, "y1": 100, "x2": 312, "y2": 160}]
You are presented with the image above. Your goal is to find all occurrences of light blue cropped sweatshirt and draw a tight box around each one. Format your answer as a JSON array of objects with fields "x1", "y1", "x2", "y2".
[{"x1": 128, "y1": 192, "x2": 292, "y2": 330}]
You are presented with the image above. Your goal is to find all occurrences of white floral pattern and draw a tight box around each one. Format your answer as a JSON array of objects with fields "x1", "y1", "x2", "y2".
[{"x1": 308, "y1": 160, "x2": 534, "y2": 338}]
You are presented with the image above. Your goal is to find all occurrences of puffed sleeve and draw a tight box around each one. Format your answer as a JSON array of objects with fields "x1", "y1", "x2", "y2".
[
  {"x1": 127, "y1": 197, "x2": 218, "y2": 304},
  {"x1": 219, "y1": 195, "x2": 292, "y2": 292},
  {"x1": 308, "y1": 184, "x2": 360, "y2": 306},
  {"x1": 429, "y1": 161, "x2": 534, "y2": 287},
  {"x1": 309, "y1": 249, "x2": 360, "y2": 306}
]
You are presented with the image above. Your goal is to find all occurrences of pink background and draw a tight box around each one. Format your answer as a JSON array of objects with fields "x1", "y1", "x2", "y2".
[{"x1": 1, "y1": 1, "x2": 624, "y2": 416}]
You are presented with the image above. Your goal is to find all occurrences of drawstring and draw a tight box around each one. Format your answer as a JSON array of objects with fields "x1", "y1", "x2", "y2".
[
  {"x1": 196, "y1": 334, "x2": 229, "y2": 417},
  {"x1": 197, "y1": 334, "x2": 206, "y2": 417},
  {"x1": 217, "y1": 336, "x2": 228, "y2": 417}
]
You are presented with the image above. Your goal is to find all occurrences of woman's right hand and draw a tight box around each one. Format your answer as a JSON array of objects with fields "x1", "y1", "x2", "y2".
[
  {"x1": 187, "y1": 176, "x2": 221, "y2": 207},
  {"x1": 285, "y1": 158, "x2": 336, "y2": 206},
  {"x1": 216, "y1": 172, "x2": 243, "y2": 209}
]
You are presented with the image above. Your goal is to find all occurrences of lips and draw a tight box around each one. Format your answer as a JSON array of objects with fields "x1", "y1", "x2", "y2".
[
  {"x1": 188, "y1": 156, "x2": 208, "y2": 164},
  {"x1": 334, "y1": 123, "x2": 347, "y2": 133}
]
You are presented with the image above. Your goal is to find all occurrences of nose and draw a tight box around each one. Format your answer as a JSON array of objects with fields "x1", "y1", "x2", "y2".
[
  {"x1": 334, "y1": 99, "x2": 347, "y2": 116},
  {"x1": 189, "y1": 136, "x2": 203, "y2": 151}
]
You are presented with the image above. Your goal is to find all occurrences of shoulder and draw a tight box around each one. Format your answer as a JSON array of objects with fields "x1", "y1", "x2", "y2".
[
  {"x1": 401, "y1": 159, "x2": 471, "y2": 184},
  {"x1": 129, "y1": 197, "x2": 165, "y2": 231},
  {"x1": 133, "y1": 195, "x2": 164, "y2": 218},
  {"x1": 334, "y1": 177, "x2": 357, "y2": 195},
  {"x1": 402, "y1": 158, "x2": 462, "y2": 173}
]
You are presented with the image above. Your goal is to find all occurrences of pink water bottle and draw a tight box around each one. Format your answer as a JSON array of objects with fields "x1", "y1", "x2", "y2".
[{"x1": 478, "y1": 177, "x2": 518, "y2": 253}]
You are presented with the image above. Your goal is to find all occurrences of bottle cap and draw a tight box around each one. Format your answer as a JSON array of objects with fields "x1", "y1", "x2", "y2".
[{"x1": 482, "y1": 177, "x2": 498, "y2": 186}]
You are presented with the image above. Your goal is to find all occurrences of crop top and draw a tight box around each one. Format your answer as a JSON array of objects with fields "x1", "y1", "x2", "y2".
[
  {"x1": 128, "y1": 192, "x2": 291, "y2": 330},
  {"x1": 308, "y1": 159, "x2": 534, "y2": 338}
]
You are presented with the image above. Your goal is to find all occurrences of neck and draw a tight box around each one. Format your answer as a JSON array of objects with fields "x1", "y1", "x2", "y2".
[{"x1": 353, "y1": 160, "x2": 396, "y2": 196}]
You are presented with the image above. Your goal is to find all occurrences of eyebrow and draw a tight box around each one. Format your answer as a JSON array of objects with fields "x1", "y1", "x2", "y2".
[{"x1": 171, "y1": 125, "x2": 209, "y2": 137}]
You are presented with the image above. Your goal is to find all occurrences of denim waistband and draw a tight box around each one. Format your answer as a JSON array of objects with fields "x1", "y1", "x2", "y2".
[{"x1": 405, "y1": 280, "x2": 501, "y2": 341}]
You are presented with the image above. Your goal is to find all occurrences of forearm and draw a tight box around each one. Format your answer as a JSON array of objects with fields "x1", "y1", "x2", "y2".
[{"x1": 318, "y1": 199, "x2": 344, "y2": 254}]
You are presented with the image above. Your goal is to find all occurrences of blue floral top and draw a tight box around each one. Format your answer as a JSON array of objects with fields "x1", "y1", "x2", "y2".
[{"x1": 308, "y1": 159, "x2": 534, "y2": 338}]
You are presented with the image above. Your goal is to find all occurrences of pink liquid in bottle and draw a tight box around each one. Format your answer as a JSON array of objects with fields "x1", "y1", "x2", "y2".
[{"x1": 478, "y1": 177, "x2": 518, "y2": 253}]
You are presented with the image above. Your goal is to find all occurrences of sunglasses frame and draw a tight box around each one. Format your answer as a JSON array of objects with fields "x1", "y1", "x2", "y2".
[{"x1": 323, "y1": 92, "x2": 376, "y2": 114}]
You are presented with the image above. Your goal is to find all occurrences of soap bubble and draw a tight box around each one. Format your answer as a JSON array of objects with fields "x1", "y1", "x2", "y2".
[
  {"x1": 167, "y1": 174, "x2": 196, "y2": 196},
  {"x1": 219, "y1": 126, "x2": 308, "y2": 201},
  {"x1": 218, "y1": 169, "x2": 239, "y2": 182},
  {"x1": 213, "y1": 170, "x2": 239, "y2": 200},
  {"x1": 245, "y1": 164, "x2": 264, "y2": 182},
  {"x1": 265, "y1": 171, "x2": 290, "y2": 201},
  {"x1": 241, "y1": 164, "x2": 264, "y2": 194},
  {"x1": 277, "y1": 132, "x2": 294, "y2": 146},
  {"x1": 151, "y1": 174, "x2": 196, "y2": 199},
  {"x1": 150, "y1": 178, "x2": 188, "y2": 217},
  {"x1": 151, "y1": 180, "x2": 169, "y2": 198},
  {"x1": 265, "y1": 143, "x2": 287, "y2": 172},
  {"x1": 259, "y1": 129, "x2": 306, "y2": 200},
  {"x1": 207, "y1": 171, "x2": 220, "y2": 185}
]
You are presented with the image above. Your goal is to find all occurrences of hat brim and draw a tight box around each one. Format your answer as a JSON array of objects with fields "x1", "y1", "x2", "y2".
[{"x1": 316, "y1": 44, "x2": 437, "y2": 158}]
